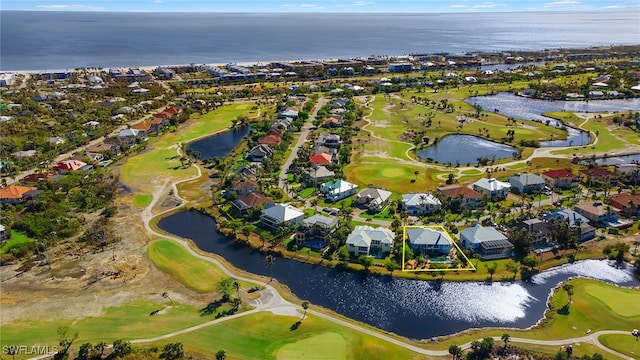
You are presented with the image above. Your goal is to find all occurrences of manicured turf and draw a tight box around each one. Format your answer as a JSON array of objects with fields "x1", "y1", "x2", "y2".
[
  {"x1": 147, "y1": 239, "x2": 229, "y2": 293},
  {"x1": 0, "y1": 231, "x2": 34, "y2": 254},
  {"x1": 133, "y1": 194, "x2": 153, "y2": 208},
  {"x1": 0, "y1": 301, "x2": 218, "y2": 358},
  {"x1": 344, "y1": 163, "x2": 436, "y2": 193},
  {"x1": 599, "y1": 333, "x2": 640, "y2": 359},
  {"x1": 584, "y1": 282, "x2": 640, "y2": 317},
  {"x1": 146, "y1": 312, "x2": 420, "y2": 360},
  {"x1": 276, "y1": 332, "x2": 347, "y2": 359}
]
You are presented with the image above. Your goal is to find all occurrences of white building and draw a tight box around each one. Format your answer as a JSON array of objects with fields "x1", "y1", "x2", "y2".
[
  {"x1": 346, "y1": 226, "x2": 395, "y2": 258},
  {"x1": 260, "y1": 204, "x2": 304, "y2": 232},
  {"x1": 472, "y1": 178, "x2": 511, "y2": 200}
]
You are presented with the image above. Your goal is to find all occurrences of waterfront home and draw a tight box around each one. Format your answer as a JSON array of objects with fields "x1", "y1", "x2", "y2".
[
  {"x1": 247, "y1": 144, "x2": 274, "y2": 162},
  {"x1": 302, "y1": 165, "x2": 335, "y2": 187},
  {"x1": 346, "y1": 225, "x2": 394, "y2": 258},
  {"x1": 517, "y1": 219, "x2": 552, "y2": 247},
  {"x1": 544, "y1": 208, "x2": 596, "y2": 242},
  {"x1": 231, "y1": 192, "x2": 273, "y2": 217},
  {"x1": 437, "y1": 186, "x2": 483, "y2": 209},
  {"x1": 315, "y1": 134, "x2": 342, "y2": 148},
  {"x1": 355, "y1": 187, "x2": 392, "y2": 213},
  {"x1": 542, "y1": 169, "x2": 578, "y2": 189},
  {"x1": 320, "y1": 179, "x2": 358, "y2": 202},
  {"x1": 230, "y1": 177, "x2": 259, "y2": 196},
  {"x1": 608, "y1": 194, "x2": 640, "y2": 218},
  {"x1": 401, "y1": 193, "x2": 441, "y2": 216},
  {"x1": 295, "y1": 214, "x2": 338, "y2": 250},
  {"x1": 407, "y1": 227, "x2": 452, "y2": 256},
  {"x1": 459, "y1": 225, "x2": 513, "y2": 260},
  {"x1": 508, "y1": 173, "x2": 545, "y2": 194},
  {"x1": 573, "y1": 200, "x2": 619, "y2": 227},
  {"x1": 579, "y1": 167, "x2": 619, "y2": 186},
  {"x1": 257, "y1": 134, "x2": 282, "y2": 147},
  {"x1": 472, "y1": 178, "x2": 511, "y2": 200},
  {"x1": 260, "y1": 204, "x2": 305, "y2": 232},
  {"x1": 0, "y1": 185, "x2": 39, "y2": 204}
]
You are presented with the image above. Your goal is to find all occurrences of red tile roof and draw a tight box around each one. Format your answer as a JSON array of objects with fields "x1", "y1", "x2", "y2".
[
  {"x1": 0, "y1": 185, "x2": 37, "y2": 199},
  {"x1": 237, "y1": 192, "x2": 273, "y2": 207},
  {"x1": 54, "y1": 159, "x2": 87, "y2": 171},
  {"x1": 310, "y1": 153, "x2": 332, "y2": 164},
  {"x1": 439, "y1": 186, "x2": 483, "y2": 199},
  {"x1": 257, "y1": 134, "x2": 281, "y2": 146},
  {"x1": 579, "y1": 167, "x2": 614, "y2": 177}
]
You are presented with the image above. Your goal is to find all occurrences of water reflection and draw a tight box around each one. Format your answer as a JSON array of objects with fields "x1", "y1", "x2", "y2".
[
  {"x1": 186, "y1": 126, "x2": 251, "y2": 160},
  {"x1": 416, "y1": 134, "x2": 517, "y2": 164},
  {"x1": 157, "y1": 210, "x2": 640, "y2": 339}
]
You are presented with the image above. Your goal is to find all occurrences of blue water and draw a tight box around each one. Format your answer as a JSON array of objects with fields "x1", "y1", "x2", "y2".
[
  {"x1": 416, "y1": 134, "x2": 517, "y2": 165},
  {"x1": 186, "y1": 126, "x2": 251, "y2": 160},
  {"x1": 2, "y1": 11, "x2": 639, "y2": 70}
]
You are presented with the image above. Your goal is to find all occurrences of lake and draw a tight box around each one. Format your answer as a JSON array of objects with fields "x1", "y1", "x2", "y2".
[
  {"x1": 157, "y1": 210, "x2": 640, "y2": 340},
  {"x1": 186, "y1": 126, "x2": 251, "y2": 160},
  {"x1": 416, "y1": 135, "x2": 517, "y2": 165}
]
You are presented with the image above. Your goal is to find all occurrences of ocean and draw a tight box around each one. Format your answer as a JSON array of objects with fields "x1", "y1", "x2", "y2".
[{"x1": 1, "y1": 10, "x2": 639, "y2": 71}]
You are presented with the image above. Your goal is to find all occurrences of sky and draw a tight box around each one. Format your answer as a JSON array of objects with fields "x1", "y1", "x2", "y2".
[{"x1": 2, "y1": 0, "x2": 639, "y2": 12}]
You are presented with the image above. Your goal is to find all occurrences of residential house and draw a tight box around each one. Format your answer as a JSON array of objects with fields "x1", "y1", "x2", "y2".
[
  {"x1": 48, "y1": 136, "x2": 66, "y2": 146},
  {"x1": 320, "y1": 179, "x2": 358, "y2": 202},
  {"x1": 472, "y1": 178, "x2": 511, "y2": 200},
  {"x1": 86, "y1": 143, "x2": 122, "y2": 157},
  {"x1": 231, "y1": 192, "x2": 273, "y2": 216},
  {"x1": 406, "y1": 227, "x2": 453, "y2": 256},
  {"x1": 12, "y1": 150, "x2": 37, "y2": 158},
  {"x1": 401, "y1": 193, "x2": 441, "y2": 216},
  {"x1": 21, "y1": 172, "x2": 55, "y2": 184},
  {"x1": 295, "y1": 214, "x2": 338, "y2": 250},
  {"x1": 279, "y1": 109, "x2": 299, "y2": 119},
  {"x1": 0, "y1": 224, "x2": 5, "y2": 242},
  {"x1": 260, "y1": 204, "x2": 305, "y2": 232},
  {"x1": 579, "y1": 167, "x2": 619, "y2": 186},
  {"x1": 82, "y1": 121, "x2": 100, "y2": 130},
  {"x1": 517, "y1": 219, "x2": 553, "y2": 247},
  {"x1": 257, "y1": 134, "x2": 282, "y2": 147},
  {"x1": 309, "y1": 153, "x2": 333, "y2": 165},
  {"x1": 246, "y1": 144, "x2": 274, "y2": 162},
  {"x1": 235, "y1": 164, "x2": 259, "y2": 177},
  {"x1": 118, "y1": 128, "x2": 147, "y2": 145},
  {"x1": 104, "y1": 136, "x2": 130, "y2": 151},
  {"x1": 315, "y1": 134, "x2": 342, "y2": 148},
  {"x1": 573, "y1": 200, "x2": 620, "y2": 227},
  {"x1": 459, "y1": 225, "x2": 513, "y2": 259},
  {"x1": 544, "y1": 208, "x2": 596, "y2": 242},
  {"x1": 508, "y1": 173, "x2": 545, "y2": 194},
  {"x1": 355, "y1": 187, "x2": 392, "y2": 213},
  {"x1": 54, "y1": 159, "x2": 92, "y2": 172},
  {"x1": 0, "y1": 185, "x2": 39, "y2": 204},
  {"x1": 437, "y1": 186, "x2": 483, "y2": 209},
  {"x1": 608, "y1": 194, "x2": 640, "y2": 218},
  {"x1": 346, "y1": 225, "x2": 395, "y2": 258},
  {"x1": 230, "y1": 177, "x2": 259, "y2": 196},
  {"x1": 321, "y1": 116, "x2": 344, "y2": 128},
  {"x1": 313, "y1": 145, "x2": 338, "y2": 163},
  {"x1": 542, "y1": 169, "x2": 578, "y2": 189},
  {"x1": 302, "y1": 166, "x2": 335, "y2": 187}
]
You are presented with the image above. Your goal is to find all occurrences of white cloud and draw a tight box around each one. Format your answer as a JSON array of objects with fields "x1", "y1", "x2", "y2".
[
  {"x1": 153, "y1": 0, "x2": 163, "y2": 3},
  {"x1": 450, "y1": 4, "x2": 468, "y2": 8},
  {"x1": 543, "y1": 0, "x2": 580, "y2": 8},
  {"x1": 473, "y1": 2, "x2": 501, "y2": 9},
  {"x1": 36, "y1": 4, "x2": 106, "y2": 11},
  {"x1": 281, "y1": 3, "x2": 324, "y2": 9},
  {"x1": 352, "y1": 0, "x2": 374, "y2": 6}
]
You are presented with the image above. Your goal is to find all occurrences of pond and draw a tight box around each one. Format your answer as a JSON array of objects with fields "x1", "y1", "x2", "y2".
[
  {"x1": 186, "y1": 126, "x2": 251, "y2": 160},
  {"x1": 595, "y1": 153, "x2": 640, "y2": 165},
  {"x1": 157, "y1": 210, "x2": 640, "y2": 340},
  {"x1": 466, "y1": 93, "x2": 640, "y2": 147},
  {"x1": 416, "y1": 135, "x2": 517, "y2": 165}
]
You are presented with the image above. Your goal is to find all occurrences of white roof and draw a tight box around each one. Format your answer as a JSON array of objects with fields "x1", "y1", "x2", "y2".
[
  {"x1": 407, "y1": 227, "x2": 452, "y2": 246},
  {"x1": 401, "y1": 193, "x2": 441, "y2": 206},
  {"x1": 473, "y1": 178, "x2": 511, "y2": 192},
  {"x1": 460, "y1": 225, "x2": 507, "y2": 245},
  {"x1": 262, "y1": 204, "x2": 304, "y2": 222},
  {"x1": 346, "y1": 226, "x2": 395, "y2": 248}
]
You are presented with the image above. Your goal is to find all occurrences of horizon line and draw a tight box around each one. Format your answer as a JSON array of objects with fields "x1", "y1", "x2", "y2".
[{"x1": 2, "y1": 9, "x2": 637, "y2": 14}]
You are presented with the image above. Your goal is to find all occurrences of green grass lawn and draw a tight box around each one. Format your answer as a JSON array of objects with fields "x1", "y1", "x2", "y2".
[
  {"x1": 0, "y1": 301, "x2": 220, "y2": 359},
  {"x1": 147, "y1": 239, "x2": 232, "y2": 293},
  {"x1": 0, "y1": 231, "x2": 34, "y2": 254},
  {"x1": 145, "y1": 312, "x2": 420, "y2": 360},
  {"x1": 345, "y1": 163, "x2": 440, "y2": 193},
  {"x1": 133, "y1": 194, "x2": 153, "y2": 208},
  {"x1": 599, "y1": 333, "x2": 640, "y2": 359},
  {"x1": 120, "y1": 103, "x2": 262, "y2": 193}
]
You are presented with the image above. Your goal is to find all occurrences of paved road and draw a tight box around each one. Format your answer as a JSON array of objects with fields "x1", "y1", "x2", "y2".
[{"x1": 278, "y1": 97, "x2": 327, "y2": 197}]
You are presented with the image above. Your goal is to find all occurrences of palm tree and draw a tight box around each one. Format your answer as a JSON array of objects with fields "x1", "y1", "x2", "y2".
[
  {"x1": 448, "y1": 344, "x2": 462, "y2": 360},
  {"x1": 501, "y1": 333, "x2": 511, "y2": 349},
  {"x1": 94, "y1": 341, "x2": 107, "y2": 357},
  {"x1": 162, "y1": 291, "x2": 173, "y2": 306},
  {"x1": 233, "y1": 281, "x2": 240, "y2": 299},
  {"x1": 215, "y1": 349, "x2": 227, "y2": 360},
  {"x1": 563, "y1": 283, "x2": 574, "y2": 305},
  {"x1": 264, "y1": 254, "x2": 275, "y2": 281},
  {"x1": 301, "y1": 301, "x2": 310, "y2": 320}
]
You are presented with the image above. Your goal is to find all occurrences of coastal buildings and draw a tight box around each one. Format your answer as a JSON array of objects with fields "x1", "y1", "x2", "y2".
[
  {"x1": 406, "y1": 227, "x2": 452, "y2": 256},
  {"x1": 401, "y1": 193, "x2": 441, "y2": 216},
  {"x1": 508, "y1": 173, "x2": 545, "y2": 194},
  {"x1": 260, "y1": 204, "x2": 304, "y2": 232},
  {"x1": 459, "y1": 225, "x2": 513, "y2": 259},
  {"x1": 542, "y1": 169, "x2": 578, "y2": 189},
  {"x1": 320, "y1": 179, "x2": 358, "y2": 202},
  {"x1": 472, "y1": 178, "x2": 511, "y2": 200},
  {"x1": 346, "y1": 226, "x2": 395, "y2": 258}
]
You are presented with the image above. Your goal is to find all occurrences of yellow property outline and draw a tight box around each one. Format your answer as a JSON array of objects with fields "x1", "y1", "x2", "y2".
[{"x1": 401, "y1": 225, "x2": 476, "y2": 272}]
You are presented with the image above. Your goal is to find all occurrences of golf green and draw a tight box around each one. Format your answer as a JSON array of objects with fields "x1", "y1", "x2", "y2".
[{"x1": 276, "y1": 332, "x2": 347, "y2": 359}]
